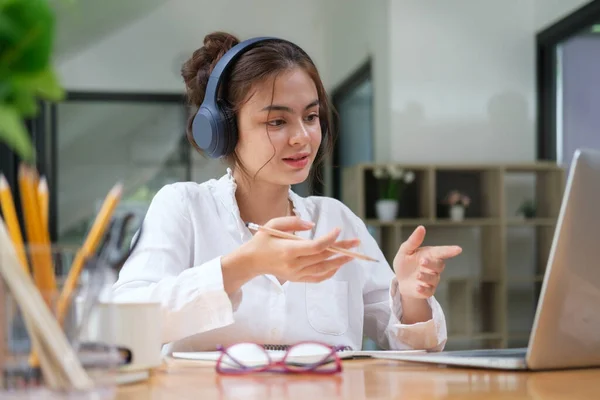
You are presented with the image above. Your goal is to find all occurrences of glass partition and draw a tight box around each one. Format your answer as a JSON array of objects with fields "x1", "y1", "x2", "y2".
[{"x1": 55, "y1": 97, "x2": 190, "y2": 245}]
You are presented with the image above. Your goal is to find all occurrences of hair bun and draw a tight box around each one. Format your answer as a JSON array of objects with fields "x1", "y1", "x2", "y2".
[{"x1": 181, "y1": 31, "x2": 240, "y2": 106}]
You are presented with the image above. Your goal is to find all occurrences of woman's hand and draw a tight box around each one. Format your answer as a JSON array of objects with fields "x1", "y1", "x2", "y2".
[
  {"x1": 394, "y1": 225, "x2": 462, "y2": 299},
  {"x1": 222, "y1": 217, "x2": 358, "y2": 289}
]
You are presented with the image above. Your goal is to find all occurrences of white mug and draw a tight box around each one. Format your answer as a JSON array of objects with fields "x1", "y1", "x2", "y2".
[{"x1": 77, "y1": 299, "x2": 163, "y2": 372}]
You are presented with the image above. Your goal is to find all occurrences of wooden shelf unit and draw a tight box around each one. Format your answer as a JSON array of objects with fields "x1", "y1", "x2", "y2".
[{"x1": 342, "y1": 162, "x2": 566, "y2": 350}]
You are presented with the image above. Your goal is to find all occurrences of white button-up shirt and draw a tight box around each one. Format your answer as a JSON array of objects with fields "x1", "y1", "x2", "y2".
[{"x1": 112, "y1": 169, "x2": 447, "y2": 354}]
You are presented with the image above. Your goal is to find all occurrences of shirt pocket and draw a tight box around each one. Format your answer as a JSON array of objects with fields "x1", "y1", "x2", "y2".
[{"x1": 305, "y1": 280, "x2": 349, "y2": 336}]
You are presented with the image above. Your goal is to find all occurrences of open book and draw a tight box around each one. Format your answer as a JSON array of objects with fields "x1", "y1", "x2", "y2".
[{"x1": 172, "y1": 347, "x2": 425, "y2": 367}]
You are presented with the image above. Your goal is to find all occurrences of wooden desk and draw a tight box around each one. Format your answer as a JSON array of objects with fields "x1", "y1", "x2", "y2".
[{"x1": 116, "y1": 358, "x2": 600, "y2": 399}]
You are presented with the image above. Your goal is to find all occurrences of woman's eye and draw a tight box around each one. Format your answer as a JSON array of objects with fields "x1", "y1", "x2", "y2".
[
  {"x1": 305, "y1": 114, "x2": 319, "y2": 122},
  {"x1": 267, "y1": 119, "x2": 285, "y2": 127}
]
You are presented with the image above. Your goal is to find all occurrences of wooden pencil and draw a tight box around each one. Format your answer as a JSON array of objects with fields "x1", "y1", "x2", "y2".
[
  {"x1": 17, "y1": 166, "x2": 55, "y2": 369},
  {"x1": 245, "y1": 222, "x2": 379, "y2": 262},
  {"x1": 38, "y1": 176, "x2": 49, "y2": 235},
  {"x1": 55, "y1": 182, "x2": 123, "y2": 324},
  {"x1": 17, "y1": 165, "x2": 56, "y2": 300},
  {"x1": 0, "y1": 174, "x2": 28, "y2": 273}
]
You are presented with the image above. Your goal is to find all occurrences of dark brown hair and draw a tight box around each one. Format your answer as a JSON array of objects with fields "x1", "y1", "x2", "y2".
[{"x1": 180, "y1": 31, "x2": 335, "y2": 188}]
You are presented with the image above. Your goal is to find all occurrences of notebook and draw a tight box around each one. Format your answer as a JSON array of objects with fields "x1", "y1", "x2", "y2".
[{"x1": 172, "y1": 345, "x2": 424, "y2": 367}]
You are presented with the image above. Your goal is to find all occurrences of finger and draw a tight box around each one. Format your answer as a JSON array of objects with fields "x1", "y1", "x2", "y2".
[
  {"x1": 417, "y1": 271, "x2": 440, "y2": 288},
  {"x1": 423, "y1": 245, "x2": 462, "y2": 260},
  {"x1": 416, "y1": 283, "x2": 435, "y2": 297},
  {"x1": 330, "y1": 238, "x2": 361, "y2": 249},
  {"x1": 296, "y1": 239, "x2": 360, "y2": 268},
  {"x1": 265, "y1": 216, "x2": 315, "y2": 232},
  {"x1": 419, "y1": 258, "x2": 445, "y2": 275},
  {"x1": 289, "y1": 227, "x2": 341, "y2": 256},
  {"x1": 297, "y1": 255, "x2": 353, "y2": 279},
  {"x1": 324, "y1": 238, "x2": 361, "y2": 254},
  {"x1": 398, "y1": 225, "x2": 426, "y2": 255}
]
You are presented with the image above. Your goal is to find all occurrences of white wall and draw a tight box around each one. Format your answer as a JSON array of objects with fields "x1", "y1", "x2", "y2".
[
  {"x1": 326, "y1": 0, "x2": 391, "y2": 163},
  {"x1": 535, "y1": 0, "x2": 591, "y2": 30},
  {"x1": 57, "y1": 0, "x2": 332, "y2": 92},
  {"x1": 388, "y1": 0, "x2": 536, "y2": 164},
  {"x1": 52, "y1": 0, "x2": 167, "y2": 61},
  {"x1": 386, "y1": 0, "x2": 592, "y2": 164}
]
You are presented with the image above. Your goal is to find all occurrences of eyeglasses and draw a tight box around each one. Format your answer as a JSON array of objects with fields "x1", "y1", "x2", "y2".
[{"x1": 215, "y1": 342, "x2": 344, "y2": 375}]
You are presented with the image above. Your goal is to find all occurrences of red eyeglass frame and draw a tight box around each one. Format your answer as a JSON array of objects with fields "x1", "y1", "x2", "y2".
[{"x1": 215, "y1": 341, "x2": 345, "y2": 375}]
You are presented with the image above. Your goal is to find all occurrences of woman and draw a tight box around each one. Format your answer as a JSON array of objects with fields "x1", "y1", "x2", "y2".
[{"x1": 112, "y1": 32, "x2": 462, "y2": 354}]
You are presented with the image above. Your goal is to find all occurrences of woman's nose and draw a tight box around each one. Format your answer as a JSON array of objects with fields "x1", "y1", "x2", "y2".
[{"x1": 290, "y1": 123, "x2": 310, "y2": 146}]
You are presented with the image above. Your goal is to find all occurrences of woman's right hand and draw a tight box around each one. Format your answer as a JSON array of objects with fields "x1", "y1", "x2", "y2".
[{"x1": 223, "y1": 216, "x2": 358, "y2": 286}]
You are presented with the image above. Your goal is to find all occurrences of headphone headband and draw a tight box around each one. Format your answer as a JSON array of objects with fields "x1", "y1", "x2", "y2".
[{"x1": 204, "y1": 36, "x2": 277, "y2": 107}]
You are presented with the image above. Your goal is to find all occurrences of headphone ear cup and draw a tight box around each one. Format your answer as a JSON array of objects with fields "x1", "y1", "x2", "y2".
[{"x1": 218, "y1": 99, "x2": 238, "y2": 157}]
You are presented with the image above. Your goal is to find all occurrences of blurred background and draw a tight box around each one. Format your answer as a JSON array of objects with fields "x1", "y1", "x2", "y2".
[{"x1": 2, "y1": 0, "x2": 600, "y2": 350}]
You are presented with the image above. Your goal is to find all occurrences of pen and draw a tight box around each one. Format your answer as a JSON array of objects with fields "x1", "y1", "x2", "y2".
[{"x1": 245, "y1": 222, "x2": 379, "y2": 262}]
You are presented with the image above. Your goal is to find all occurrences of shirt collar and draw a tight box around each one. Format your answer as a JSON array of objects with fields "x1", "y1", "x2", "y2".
[{"x1": 214, "y1": 167, "x2": 308, "y2": 225}]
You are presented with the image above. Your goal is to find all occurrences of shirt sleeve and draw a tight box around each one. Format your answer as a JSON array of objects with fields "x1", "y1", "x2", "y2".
[
  {"x1": 111, "y1": 184, "x2": 239, "y2": 344},
  {"x1": 354, "y1": 218, "x2": 447, "y2": 351}
]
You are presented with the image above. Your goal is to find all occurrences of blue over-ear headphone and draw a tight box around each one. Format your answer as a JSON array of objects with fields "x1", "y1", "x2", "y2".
[{"x1": 191, "y1": 36, "x2": 327, "y2": 158}]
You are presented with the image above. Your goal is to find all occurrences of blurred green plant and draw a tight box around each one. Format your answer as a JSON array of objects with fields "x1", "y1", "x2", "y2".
[
  {"x1": 517, "y1": 198, "x2": 536, "y2": 218},
  {"x1": 0, "y1": 0, "x2": 64, "y2": 163}
]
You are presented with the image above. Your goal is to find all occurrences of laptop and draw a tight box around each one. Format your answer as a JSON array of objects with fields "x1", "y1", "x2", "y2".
[{"x1": 375, "y1": 148, "x2": 600, "y2": 371}]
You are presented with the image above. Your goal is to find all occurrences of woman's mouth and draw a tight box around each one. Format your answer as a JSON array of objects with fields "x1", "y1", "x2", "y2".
[{"x1": 283, "y1": 153, "x2": 310, "y2": 169}]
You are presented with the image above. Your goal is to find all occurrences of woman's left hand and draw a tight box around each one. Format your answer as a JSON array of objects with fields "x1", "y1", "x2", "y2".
[{"x1": 393, "y1": 225, "x2": 462, "y2": 299}]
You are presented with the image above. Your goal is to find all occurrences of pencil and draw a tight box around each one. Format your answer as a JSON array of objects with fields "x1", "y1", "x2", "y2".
[
  {"x1": 17, "y1": 166, "x2": 56, "y2": 369},
  {"x1": 0, "y1": 174, "x2": 29, "y2": 272},
  {"x1": 38, "y1": 176, "x2": 48, "y2": 235},
  {"x1": 55, "y1": 182, "x2": 123, "y2": 324},
  {"x1": 245, "y1": 222, "x2": 379, "y2": 262},
  {"x1": 17, "y1": 165, "x2": 56, "y2": 297}
]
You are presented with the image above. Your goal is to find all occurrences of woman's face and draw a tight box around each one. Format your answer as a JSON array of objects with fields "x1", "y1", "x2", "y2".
[{"x1": 235, "y1": 67, "x2": 322, "y2": 186}]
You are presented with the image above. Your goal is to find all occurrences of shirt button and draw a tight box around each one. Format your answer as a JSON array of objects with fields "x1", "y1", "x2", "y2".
[{"x1": 271, "y1": 328, "x2": 279, "y2": 336}]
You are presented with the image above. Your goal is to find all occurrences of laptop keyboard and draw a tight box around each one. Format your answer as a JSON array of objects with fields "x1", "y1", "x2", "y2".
[{"x1": 445, "y1": 348, "x2": 527, "y2": 358}]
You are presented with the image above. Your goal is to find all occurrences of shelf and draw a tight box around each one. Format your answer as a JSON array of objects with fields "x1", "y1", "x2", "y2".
[
  {"x1": 508, "y1": 275, "x2": 544, "y2": 283},
  {"x1": 503, "y1": 162, "x2": 563, "y2": 172},
  {"x1": 503, "y1": 169, "x2": 564, "y2": 219},
  {"x1": 342, "y1": 162, "x2": 566, "y2": 350},
  {"x1": 506, "y1": 218, "x2": 556, "y2": 226},
  {"x1": 445, "y1": 276, "x2": 501, "y2": 284},
  {"x1": 509, "y1": 332, "x2": 532, "y2": 340},
  {"x1": 448, "y1": 332, "x2": 503, "y2": 341}
]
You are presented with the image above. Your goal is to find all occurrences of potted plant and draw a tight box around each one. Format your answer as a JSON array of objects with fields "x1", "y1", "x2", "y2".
[
  {"x1": 0, "y1": 0, "x2": 65, "y2": 163},
  {"x1": 517, "y1": 199, "x2": 536, "y2": 219},
  {"x1": 372, "y1": 165, "x2": 415, "y2": 221},
  {"x1": 444, "y1": 190, "x2": 471, "y2": 221}
]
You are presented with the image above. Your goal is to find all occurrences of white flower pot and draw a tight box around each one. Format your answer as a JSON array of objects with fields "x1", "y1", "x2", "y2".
[
  {"x1": 449, "y1": 205, "x2": 465, "y2": 221},
  {"x1": 376, "y1": 199, "x2": 398, "y2": 221}
]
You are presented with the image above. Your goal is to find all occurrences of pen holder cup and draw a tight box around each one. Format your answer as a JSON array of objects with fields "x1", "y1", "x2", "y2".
[{"x1": 0, "y1": 246, "x2": 119, "y2": 399}]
